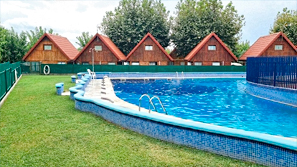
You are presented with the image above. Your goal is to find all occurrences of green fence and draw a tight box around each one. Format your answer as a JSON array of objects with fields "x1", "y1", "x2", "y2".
[
  {"x1": 38, "y1": 64, "x2": 246, "y2": 74},
  {"x1": 0, "y1": 62, "x2": 22, "y2": 101}
]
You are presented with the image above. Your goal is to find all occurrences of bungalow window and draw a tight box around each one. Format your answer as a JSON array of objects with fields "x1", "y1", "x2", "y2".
[
  {"x1": 82, "y1": 62, "x2": 89, "y2": 65},
  {"x1": 145, "y1": 45, "x2": 153, "y2": 51},
  {"x1": 95, "y1": 45, "x2": 102, "y2": 51},
  {"x1": 108, "y1": 62, "x2": 116, "y2": 65},
  {"x1": 149, "y1": 62, "x2": 157, "y2": 65},
  {"x1": 123, "y1": 62, "x2": 130, "y2": 65},
  {"x1": 212, "y1": 62, "x2": 220, "y2": 66},
  {"x1": 194, "y1": 62, "x2": 202, "y2": 66},
  {"x1": 208, "y1": 45, "x2": 216, "y2": 50},
  {"x1": 57, "y1": 62, "x2": 66, "y2": 64},
  {"x1": 275, "y1": 45, "x2": 283, "y2": 50},
  {"x1": 180, "y1": 62, "x2": 185, "y2": 66},
  {"x1": 169, "y1": 62, "x2": 174, "y2": 65},
  {"x1": 187, "y1": 62, "x2": 192, "y2": 66},
  {"x1": 44, "y1": 44, "x2": 52, "y2": 50},
  {"x1": 131, "y1": 62, "x2": 139, "y2": 65}
]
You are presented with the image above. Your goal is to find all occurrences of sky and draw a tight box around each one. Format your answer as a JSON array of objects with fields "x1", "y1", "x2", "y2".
[{"x1": 1, "y1": 0, "x2": 297, "y2": 49}]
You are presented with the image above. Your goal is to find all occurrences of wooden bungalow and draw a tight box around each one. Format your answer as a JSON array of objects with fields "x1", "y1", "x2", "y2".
[
  {"x1": 239, "y1": 32, "x2": 297, "y2": 62},
  {"x1": 184, "y1": 32, "x2": 237, "y2": 66},
  {"x1": 74, "y1": 33, "x2": 126, "y2": 65},
  {"x1": 22, "y1": 33, "x2": 78, "y2": 64},
  {"x1": 169, "y1": 48, "x2": 187, "y2": 65},
  {"x1": 125, "y1": 33, "x2": 173, "y2": 65}
]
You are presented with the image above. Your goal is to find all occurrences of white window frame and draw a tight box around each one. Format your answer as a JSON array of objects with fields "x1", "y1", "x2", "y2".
[
  {"x1": 187, "y1": 62, "x2": 192, "y2": 66},
  {"x1": 131, "y1": 62, "x2": 140, "y2": 65},
  {"x1": 194, "y1": 62, "x2": 202, "y2": 66},
  {"x1": 107, "y1": 62, "x2": 116, "y2": 65},
  {"x1": 95, "y1": 45, "x2": 102, "y2": 51},
  {"x1": 208, "y1": 45, "x2": 216, "y2": 50},
  {"x1": 145, "y1": 45, "x2": 153, "y2": 51},
  {"x1": 123, "y1": 62, "x2": 129, "y2": 65},
  {"x1": 57, "y1": 62, "x2": 66, "y2": 64},
  {"x1": 149, "y1": 62, "x2": 157, "y2": 66},
  {"x1": 44, "y1": 45, "x2": 52, "y2": 50},
  {"x1": 275, "y1": 45, "x2": 283, "y2": 50},
  {"x1": 212, "y1": 62, "x2": 220, "y2": 66}
]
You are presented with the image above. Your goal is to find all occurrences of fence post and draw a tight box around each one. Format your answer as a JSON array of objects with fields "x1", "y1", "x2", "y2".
[
  {"x1": 4, "y1": 69, "x2": 8, "y2": 92},
  {"x1": 273, "y1": 62, "x2": 277, "y2": 87}
]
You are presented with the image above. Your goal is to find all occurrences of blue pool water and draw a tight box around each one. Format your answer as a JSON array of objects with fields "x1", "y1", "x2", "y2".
[{"x1": 112, "y1": 79, "x2": 297, "y2": 138}]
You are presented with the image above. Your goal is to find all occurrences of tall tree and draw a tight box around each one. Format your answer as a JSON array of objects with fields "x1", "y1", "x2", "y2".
[
  {"x1": 76, "y1": 32, "x2": 92, "y2": 51},
  {"x1": 171, "y1": 0, "x2": 245, "y2": 57},
  {"x1": 0, "y1": 28, "x2": 27, "y2": 63},
  {"x1": 270, "y1": 8, "x2": 297, "y2": 45},
  {"x1": 25, "y1": 26, "x2": 57, "y2": 52},
  {"x1": 0, "y1": 26, "x2": 8, "y2": 62},
  {"x1": 100, "y1": 0, "x2": 171, "y2": 55},
  {"x1": 234, "y1": 40, "x2": 250, "y2": 58}
]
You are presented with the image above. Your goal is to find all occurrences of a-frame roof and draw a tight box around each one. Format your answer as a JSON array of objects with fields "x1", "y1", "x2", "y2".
[
  {"x1": 239, "y1": 32, "x2": 297, "y2": 61},
  {"x1": 126, "y1": 32, "x2": 173, "y2": 61},
  {"x1": 74, "y1": 33, "x2": 126, "y2": 61},
  {"x1": 185, "y1": 32, "x2": 237, "y2": 61},
  {"x1": 22, "y1": 33, "x2": 78, "y2": 61}
]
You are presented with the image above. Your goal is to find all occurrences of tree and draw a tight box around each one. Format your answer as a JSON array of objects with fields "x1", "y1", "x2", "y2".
[
  {"x1": 100, "y1": 0, "x2": 171, "y2": 55},
  {"x1": 234, "y1": 40, "x2": 250, "y2": 58},
  {"x1": 76, "y1": 32, "x2": 92, "y2": 51},
  {"x1": 0, "y1": 26, "x2": 8, "y2": 61},
  {"x1": 270, "y1": 8, "x2": 297, "y2": 45},
  {"x1": 25, "y1": 26, "x2": 57, "y2": 53},
  {"x1": 0, "y1": 28, "x2": 27, "y2": 63},
  {"x1": 171, "y1": 0, "x2": 245, "y2": 57}
]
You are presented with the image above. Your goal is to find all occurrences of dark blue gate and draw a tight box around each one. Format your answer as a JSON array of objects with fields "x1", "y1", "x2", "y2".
[{"x1": 246, "y1": 57, "x2": 297, "y2": 89}]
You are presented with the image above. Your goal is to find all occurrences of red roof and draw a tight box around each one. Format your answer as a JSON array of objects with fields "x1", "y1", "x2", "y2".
[
  {"x1": 185, "y1": 32, "x2": 237, "y2": 61},
  {"x1": 126, "y1": 32, "x2": 173, "y2": 61},
  {"x1": 22, "y1": 33, "x2": 78, "y2": 61},
  {"x1": 239, "y1": 32, "x2": 297, "y2": 61},
  {"x1": 74, "y1": 33, "x2": 126, "y2": 61}
]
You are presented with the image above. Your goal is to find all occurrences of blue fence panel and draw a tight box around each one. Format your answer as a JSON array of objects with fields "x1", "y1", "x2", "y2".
[{"x1": 246, "y1": 57, "x2": 297, "y2": 89}]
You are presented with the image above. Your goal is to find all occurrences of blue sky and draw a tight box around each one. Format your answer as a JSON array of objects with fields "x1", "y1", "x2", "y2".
[{"x1": 1, "y1": 0, "x2": 296, "y2": 49}]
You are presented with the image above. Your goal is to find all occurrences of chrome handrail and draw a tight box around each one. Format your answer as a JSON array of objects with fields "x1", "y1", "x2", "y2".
[
  {"x1": 139, "y1": 94, "x2": 155, "y2": 113},
  {"x1": 150, "y1": 96, "x2": 167, "y2": 115}
]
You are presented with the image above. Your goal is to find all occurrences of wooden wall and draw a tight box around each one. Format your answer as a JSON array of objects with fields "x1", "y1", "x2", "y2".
[
  {"x1": 127, "y1": 37, "x2": 171, "y2": 65},
  {"x1": 24, "y1": 37, "x2": 69, "y2": 64},
  {"x1": 189, "y1": 36, "x2": 235, "y2": 66},
  {"x1": 76, "y1": 37, "x2": 120, "y2": 64},
  {"x1": 262, "y1": 36, "x2": 297, "y2": 56}
]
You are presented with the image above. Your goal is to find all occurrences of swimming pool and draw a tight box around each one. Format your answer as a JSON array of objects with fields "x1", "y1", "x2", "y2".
[{"x1": 112, "y1": 78, "x2": 297, "y2": 138}]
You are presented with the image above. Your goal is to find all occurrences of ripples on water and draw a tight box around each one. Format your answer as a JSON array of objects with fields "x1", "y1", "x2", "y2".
[{"x1": 112, "y1": 79, "x2": 297, "y2": 138}]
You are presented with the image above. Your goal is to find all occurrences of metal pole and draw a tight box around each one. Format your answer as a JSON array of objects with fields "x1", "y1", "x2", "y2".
[{"x1": 92, "y1": 49, "x2": 94, "y2": 72}]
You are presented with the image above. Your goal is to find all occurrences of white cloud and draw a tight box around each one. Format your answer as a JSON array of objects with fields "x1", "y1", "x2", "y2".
[{"x1": 1, "y1": 0, "x2": 297, "y2": 48}]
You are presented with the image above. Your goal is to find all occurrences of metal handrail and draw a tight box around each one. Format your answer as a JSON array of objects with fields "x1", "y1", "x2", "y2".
[
  {"x1": 150, "y1": 96, "x2": 167, "y2": 115},
  {"x1": 138, "y1": 94, "x2": 167, "y2": 115},
  {"x1": 139, "y1": 94, "x2": 156, "y2": 113}
]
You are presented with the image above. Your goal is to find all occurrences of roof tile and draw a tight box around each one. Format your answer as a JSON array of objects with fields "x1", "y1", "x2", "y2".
[
  {"x1": 22, "y1": 33, "x2": 78, "y2": 61},
  {"x1": 74, "y1": 33, "x2": 126, "y2": 61},
  {"x1": 126, "y1": 32, "x2": 173, "y2": 61},
  {"x1": 239, "y1": 32, "x2": 297, "y2": 61},
  {"x1": 184, "y1": 32, "x2": 237, "y2": 61}
]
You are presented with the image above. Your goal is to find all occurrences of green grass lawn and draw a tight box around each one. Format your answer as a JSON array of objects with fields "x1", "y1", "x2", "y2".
[{"x1": 0, "y1": 75, "x2": 263, "y2": 166}]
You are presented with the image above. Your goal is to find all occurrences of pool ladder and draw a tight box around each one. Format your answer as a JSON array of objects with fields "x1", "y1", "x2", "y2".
[{"x1": 139, "y1": 94, "x2": 167, "y2": 115}]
